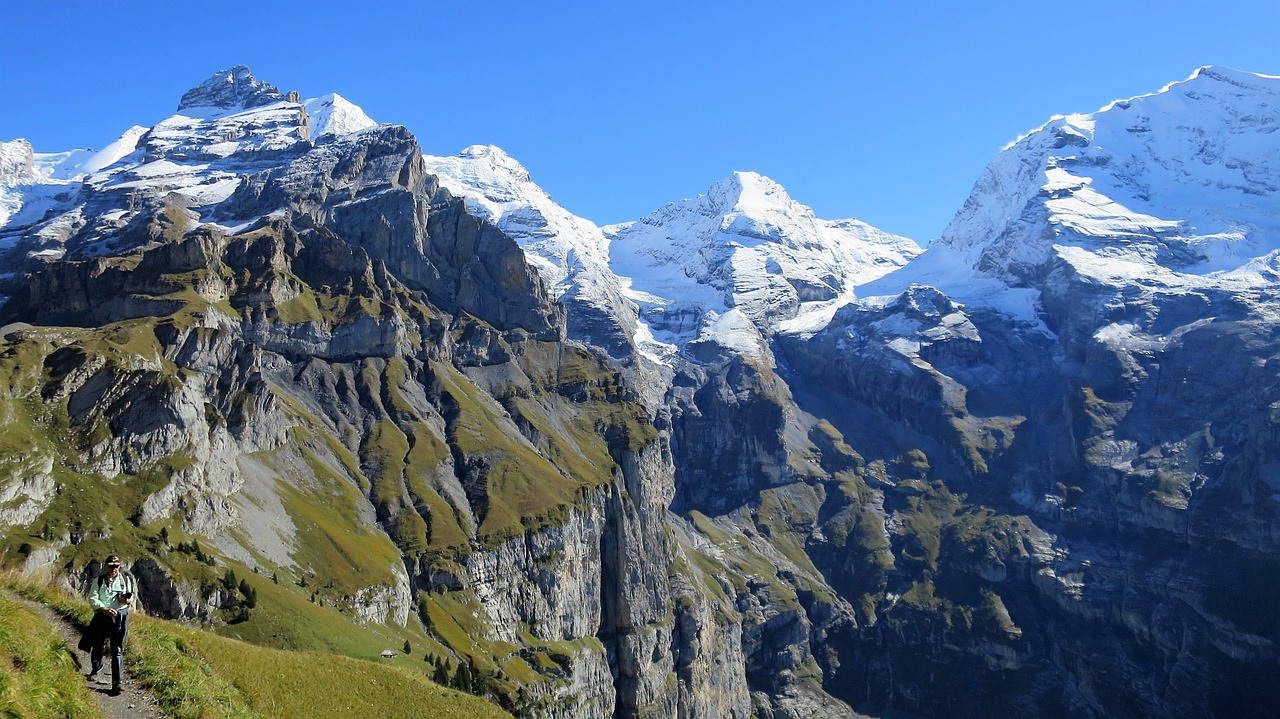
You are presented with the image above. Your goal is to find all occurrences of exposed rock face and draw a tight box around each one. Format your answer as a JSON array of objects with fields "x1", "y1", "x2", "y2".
[
  {"x1": 421, "y1": 145, "x2": 635, "y2": 358},
  {"x1": 177, "y1": 66, "x2": 286, "y2": 112}
]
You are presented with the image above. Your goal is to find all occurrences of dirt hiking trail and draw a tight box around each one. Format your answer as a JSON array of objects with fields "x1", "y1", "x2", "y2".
[{"x1": 11, "y1": 592, "x2": 164, "y2": 719}]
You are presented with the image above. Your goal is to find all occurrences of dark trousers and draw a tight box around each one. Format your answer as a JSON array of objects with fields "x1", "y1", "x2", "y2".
[{"x1": 90, "y1": 608, "x2": 129, "y2": 688}]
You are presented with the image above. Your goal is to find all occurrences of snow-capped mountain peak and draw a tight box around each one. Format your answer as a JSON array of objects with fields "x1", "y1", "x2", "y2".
[
  {"x1": 304, "y1": 93, "x2": 377, "y2": 140},
  {"x1": 702, "y1": 171, "x2": 823, "y2": 244},
  {"x1": 856, "y1": 65, "x2": 1280, "y2": 336},
  {"x1": 1, "y1": 67, "x2": 384, "y2": 267},
  {"x1": 458, "y1": 144, "x2": 532, "y2": 182},
  {"x1": 706, "y1": 170, "x2": 791, "y2": 210},
  {"x1": 427, "y1": 145, "x2": 539, "y2": 212},
  {"x1": 904, "y1": 66, "x2": 1280, "y2": 299},
  {"x1": 610, "y1": 171, "x2": 920, "y2": 358},
  {"x1": 422, "y1": 144, "x2": 609, "y2": 270}
]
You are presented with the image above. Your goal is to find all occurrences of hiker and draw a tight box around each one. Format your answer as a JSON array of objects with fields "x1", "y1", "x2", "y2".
[{"x1": 84, "y1": 554, "x2": 136, "y2": 696}]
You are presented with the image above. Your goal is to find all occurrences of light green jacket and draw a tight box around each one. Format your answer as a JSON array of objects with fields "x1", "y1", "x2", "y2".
[{"x1": 89, "y1": 572, "x2": 135, "y2": 612}]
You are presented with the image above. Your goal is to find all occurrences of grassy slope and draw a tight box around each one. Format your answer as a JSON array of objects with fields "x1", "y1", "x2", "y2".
[
  {"x1": 0, "y1": 592, "x2": 102, "y2": 719},
  {"x1": 212, "y1": 561, "x2": 438, "y2": 666},
  {"x1": 159, "y1": 624, "x2": 508, "y2": 719},
  {"x1": 2, "y1": 574, "x2": 509, "y2": 719}
]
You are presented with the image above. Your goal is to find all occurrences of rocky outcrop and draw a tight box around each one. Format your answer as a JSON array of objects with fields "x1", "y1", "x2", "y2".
[
  {"x1": 177, "y1": 65, "x2": 286, "y2": 112},
  {"x1": 222, "y1": 126, "x2": 563, "y2": 340}
]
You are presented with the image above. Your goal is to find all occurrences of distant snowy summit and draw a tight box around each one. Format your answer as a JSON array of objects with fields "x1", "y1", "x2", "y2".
[
  {"x1": 304, "y1": 94, "x2": 378, "y2": 140},
  {"x1": 425, "y1": 146, "x2": 920, "y2": 363},
  {"x1": 864, "y1": 65, "x2": 1280, "y2": 313},
  {"x1": 608, "y1": 170, "x2": 919, "y2": 355}
]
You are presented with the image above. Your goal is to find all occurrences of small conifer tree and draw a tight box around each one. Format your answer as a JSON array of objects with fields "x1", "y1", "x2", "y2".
[
  {"x1": 239, "y1": 579, "x2": 257, "y2": 608},
  {"x1": 452, "y1": 663, "x2": 473, "y2": 693}
]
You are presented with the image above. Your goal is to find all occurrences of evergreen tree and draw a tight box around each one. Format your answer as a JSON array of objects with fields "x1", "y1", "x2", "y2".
[
  {"x1": 239, "y1": 579, "x2": 257, "y2": 608},
  {"x1": 452, "y1": 663, "x2": 473, "y2": 693}
]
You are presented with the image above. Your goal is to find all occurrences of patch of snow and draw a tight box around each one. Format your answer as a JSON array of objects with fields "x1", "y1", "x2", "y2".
[
  {"x1": 34, "y1": 126, "x2": 148, "y2": 180},
  {"x1": 305, "y1": 93, "x2": 377, "y2": 140},
  {"x1": 184, "y1": 177, "x2": 242, "y2": 206},
  {"x1": 886, "y1": 336, "x2": 922, "y2": 357},
  {"x1": 695, "y1": 308, "x2": 767, "y2": 358},
  {"x1": 205, "y1": 217, "x2": 260, "y2": 235}
]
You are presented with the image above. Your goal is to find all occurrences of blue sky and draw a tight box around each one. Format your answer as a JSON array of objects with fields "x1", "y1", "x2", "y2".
[{"x1": 3, "y1": 1, "x2": 1278, "y2": 243}]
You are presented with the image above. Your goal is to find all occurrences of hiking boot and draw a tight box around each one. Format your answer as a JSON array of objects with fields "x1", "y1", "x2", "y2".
[{"x1": 108, "y1": 686, "x2": 122, "y2": 697}]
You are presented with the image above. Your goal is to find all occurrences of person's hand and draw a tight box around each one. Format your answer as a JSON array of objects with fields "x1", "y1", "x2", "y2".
[{"x1": 106, "y1": 608, "x2": 117, "y2": 617}]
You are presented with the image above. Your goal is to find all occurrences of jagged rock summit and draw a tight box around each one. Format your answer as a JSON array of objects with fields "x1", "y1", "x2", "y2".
[
  {"x1": 176, "y1": 65, "x2": 287, "y2": 112},
  {"x1": 0, "y1": 66, "x2": 386, "y2": 286}
]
